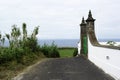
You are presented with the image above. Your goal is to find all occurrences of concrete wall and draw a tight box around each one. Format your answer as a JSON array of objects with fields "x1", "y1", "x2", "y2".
[
  {"x1": 80, "y1": 11, "x2": 120, "y2": 79},
  {"x1": 88, "y1": 39, "x2": 120, "y2": 80}
]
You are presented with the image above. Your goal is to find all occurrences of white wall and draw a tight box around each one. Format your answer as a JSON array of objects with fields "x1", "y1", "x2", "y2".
[{"x1": 88, "y1": 39, "x2": 120, "y2": 80}]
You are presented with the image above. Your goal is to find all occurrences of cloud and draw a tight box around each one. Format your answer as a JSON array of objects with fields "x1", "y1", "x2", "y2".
[{"x1": 0, "y1": 0, "x2": 120, "y2": 39}]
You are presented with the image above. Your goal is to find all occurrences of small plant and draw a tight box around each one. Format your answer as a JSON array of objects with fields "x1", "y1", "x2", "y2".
[
  {"x1": 73, "y1": 48, "x2": 78, "y2": 57},
  {"x1": 107, "y1": 41, "x2": 116, "y2": 46}
]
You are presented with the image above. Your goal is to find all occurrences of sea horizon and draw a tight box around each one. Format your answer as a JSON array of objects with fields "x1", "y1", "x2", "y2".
[
  {"x1": 3, "y1": 38, "x2": 120, "y2": 47},
  {"x1": 38, "y1": 38, "x2": 120, "y2": 47}
]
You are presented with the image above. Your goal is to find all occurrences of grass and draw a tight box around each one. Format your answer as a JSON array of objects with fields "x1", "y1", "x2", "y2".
[
  {"x1": 58, "y1": 47, "x2": 75, "y2": 58},
  {"x1": 0, "y1": 53, "x2": 46, "y2": 80}
]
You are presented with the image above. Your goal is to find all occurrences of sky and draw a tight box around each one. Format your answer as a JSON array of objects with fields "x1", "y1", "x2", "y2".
[{"x1": 0, "y1": 0, "x2": 120, "y2": 39}]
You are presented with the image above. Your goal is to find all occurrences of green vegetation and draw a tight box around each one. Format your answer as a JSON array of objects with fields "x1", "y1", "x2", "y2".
[
  {"x1": 0, "y1": 23, "x2": 45, "y2": 80},
  {"x1": 0, "y1": 53, "x2": 45, "y2": 80},
  {"x1": 0, "y1": 23, "x2": 78, "y2": 80},
  {"x1": 0, "y1": 23, "x2": 60, "y2": 80},
  {"x1": 107, "y1": 41, "x2": 116, "y2": 46},
  {"x1": 0, "y1": 23, "x2": 41, "y2": 64},
  {"x1": 41, "y1": 42, "x2": 60, "y2": 58},
  {"x1": 58, "y1": 48, "x2": 75, "y2": 58},
  {"x1": 73, "y1": 48, "x2": 78, "y2": 57}
]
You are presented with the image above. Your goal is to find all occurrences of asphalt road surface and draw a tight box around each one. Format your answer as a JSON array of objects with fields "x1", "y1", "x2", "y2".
[{"x1": 13, "y1": 56, "x2": 115, "y2": 80}]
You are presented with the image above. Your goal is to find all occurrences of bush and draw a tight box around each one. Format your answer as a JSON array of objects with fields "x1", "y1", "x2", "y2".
[
  {"x1": 41, "y1": 42, "x2": 60, "y2": 58},
  {"x1": 0, "y1": 48, "x2": 13, "y2": 63},
  {"x1": 23, "y1": 38, "x2": 40, "y2": 52},
  {"x1": 107, "y1": 41, "x2": 116, "y2": 46},
  {"x1": 0, "y1": 23, "x2": 43, "y2": 64},
  {"x1": 0, "y1": 48, "x2": 24, "y2": 64},
  {"x1": 73, "y1": 48, "x2": 78, "y2": 57}
]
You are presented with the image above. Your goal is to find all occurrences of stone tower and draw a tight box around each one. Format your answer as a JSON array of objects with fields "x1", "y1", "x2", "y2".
[
  {"x1": 80, "y1": 10, "x2": 99, "y2": 57},
  {"x1": 86, "y1": 10, "x2": 99, "y2": 46},
  {"x1": 80, "y1": 17, "x2": 88, "y2": 57}
]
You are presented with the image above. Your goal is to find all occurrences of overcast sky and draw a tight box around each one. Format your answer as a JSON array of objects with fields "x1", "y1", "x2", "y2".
[{"x1": 0, "y1": 0, "x2": 120, "y2": 39}]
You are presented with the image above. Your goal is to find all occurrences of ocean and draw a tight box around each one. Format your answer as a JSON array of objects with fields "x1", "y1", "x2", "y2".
[
  {"x1": 38, "y1": 39, "x2": 79, "y2": 48},
  {"x1": 4, "y1": 39, "x2": 120, "y2": 48},
  {"x1": 4, "y1": 39, "x2": 79, "y2": 47},
  {"x1": 38, "y1": 39, "x2": 120, "y2": 48}
]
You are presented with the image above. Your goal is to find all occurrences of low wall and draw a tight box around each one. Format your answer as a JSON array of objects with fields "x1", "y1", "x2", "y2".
[
  {"x1": 88, "y1": 39, "x2": 120, "y2": 80},
  {"x1": 79, "y1": 11, "x2": 120, "y2": 79}
]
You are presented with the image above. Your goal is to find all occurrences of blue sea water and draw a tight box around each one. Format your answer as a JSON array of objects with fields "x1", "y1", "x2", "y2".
[
  {"x1": 38, "y1": 39, "x2": 120, "y2": 47},
  {"x1": 4, "y1": 39, "x2": 120, "y2": 48},
  {"x1": 98, "y1": 39, "x2": 120, "y2": 42},
  {"x1": 38, "y1": 39, "x2": 79, "y2": 47}
]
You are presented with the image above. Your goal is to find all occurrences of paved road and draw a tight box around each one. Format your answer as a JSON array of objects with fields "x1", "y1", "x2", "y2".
[{"x1": 14, "y1": 56, "x2": 115, "y2": 80}]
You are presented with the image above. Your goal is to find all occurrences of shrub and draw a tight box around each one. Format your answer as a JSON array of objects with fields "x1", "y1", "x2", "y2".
[
  {"x1": 107, "y1": 41, "x2": 116, "y2": 46},
  {"x1": 73, "y1": 48, "x2": 78, "y2": 57},
  {"x1": 41, "y1": 42, "x2": 60, "y2": 58},
  {"x1": 0, "y1": 23, "x2": 42, "y2": 64},
  {"x1": 0, "y1": 48, "x2": 24, "y2": 64}
]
